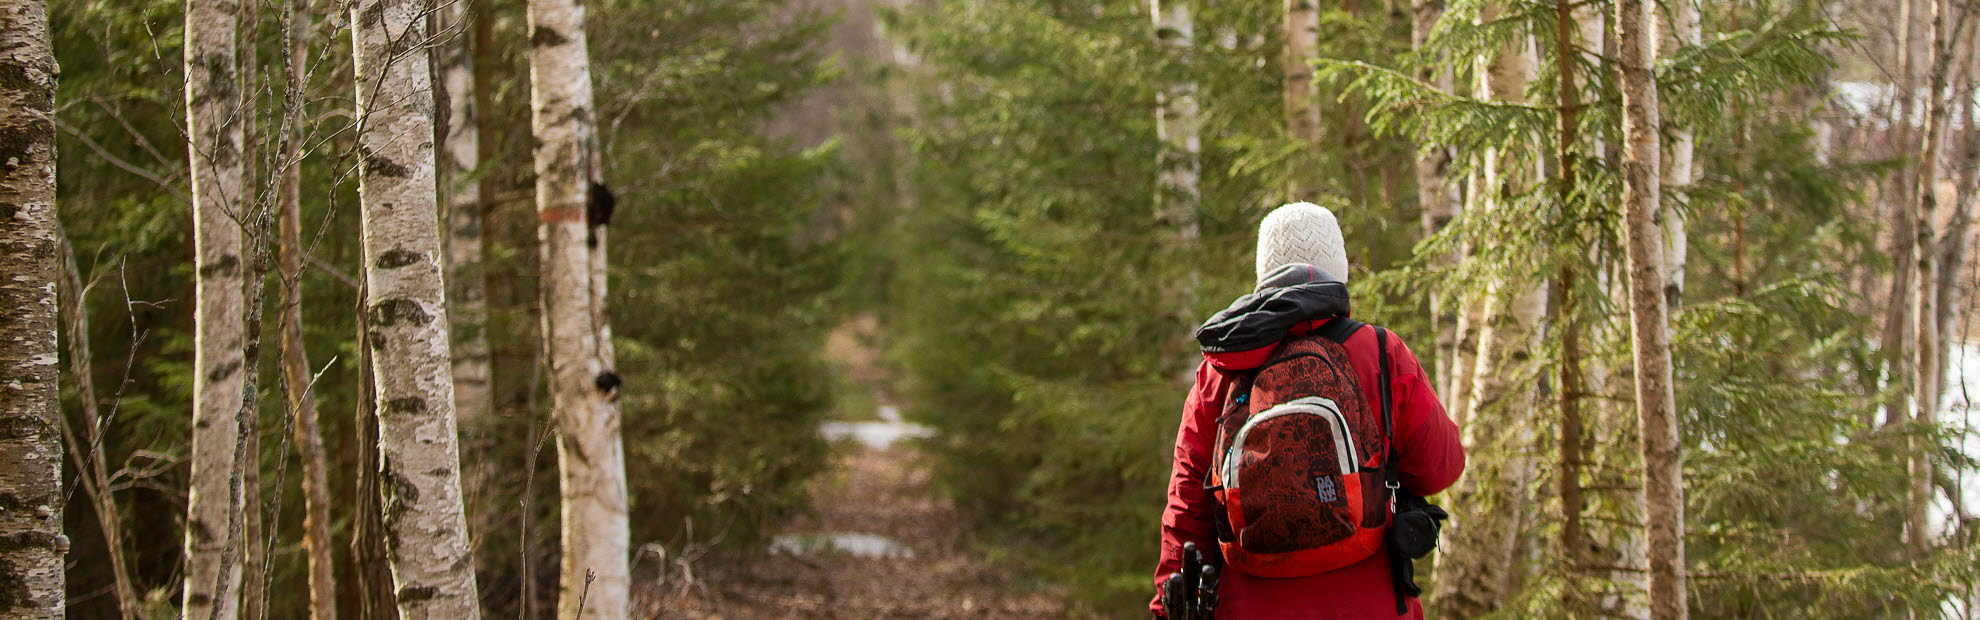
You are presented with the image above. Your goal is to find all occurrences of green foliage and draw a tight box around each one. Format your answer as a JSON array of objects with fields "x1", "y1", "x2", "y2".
[{"x1": 875, "y1": 0, "x2": 1421, "y2": 611}]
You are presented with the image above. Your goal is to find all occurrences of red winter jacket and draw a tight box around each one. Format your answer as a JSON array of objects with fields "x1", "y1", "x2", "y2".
[{"x1": 1153, "y1": 270, "x2": 1465, "y2": 619}]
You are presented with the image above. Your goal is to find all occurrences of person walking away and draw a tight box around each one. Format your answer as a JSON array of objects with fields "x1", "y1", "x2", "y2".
[{"x1": 1153, "y1": 203, "x2": 1466, "y2": 619}]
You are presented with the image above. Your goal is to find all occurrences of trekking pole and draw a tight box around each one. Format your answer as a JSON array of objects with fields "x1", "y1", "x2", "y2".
[
  {"x1": 1162, "y1": 572, "x2": 1188, "y2": 620},
  {"x1": 1180, "y1": 542, "x2": 1203, "y2": 619},
  {"x1": 1197, "y1": 565, "x2": 1220, "y2": 617}
]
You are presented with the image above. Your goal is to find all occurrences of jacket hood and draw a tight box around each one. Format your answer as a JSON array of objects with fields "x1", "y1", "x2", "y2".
[{"x1": 1194, "y1": 263, "x2": 1350, "y2": 368}]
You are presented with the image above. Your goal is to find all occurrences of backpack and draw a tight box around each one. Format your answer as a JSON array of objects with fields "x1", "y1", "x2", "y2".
[{"x1": 1206, "y1": 317, "x2": 1397, "y2": 578}]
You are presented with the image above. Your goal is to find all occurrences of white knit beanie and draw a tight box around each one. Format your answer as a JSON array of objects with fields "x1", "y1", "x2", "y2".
[{"x1": 1255, "y1": 202, "x2": 1349, "y2": 286}]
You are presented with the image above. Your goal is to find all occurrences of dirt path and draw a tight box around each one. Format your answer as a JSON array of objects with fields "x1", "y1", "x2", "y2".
[{"x1": 636, "y1": 440, "x2": 1069, "y2": 618}]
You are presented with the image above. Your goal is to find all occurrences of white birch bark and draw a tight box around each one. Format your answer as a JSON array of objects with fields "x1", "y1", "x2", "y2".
[
  {"x1": 0, "y1": 1, "x2": 66, "y2": 614},
  {"x1": 277, "y1": 0, "x2": 337, "y2": 615},
  {"x1": 349, "y1": 0, "x2": 482, "y2": 616},
  {"x1": 1884, "y1": 0, "x2": 1924, "y2": 429},
  {"x1": 183, "y1": 0, "x2": 249, "y2": 615},
  {"x1": 1618, "y1": 0, "x2": 1686, "y2": 614},
  {"x1": 436, "y1": 0, "x2": 492, "y2": 448},
  {"x1": 1413, "y1": 0, "x2": 1461, "y2": 393},
  {"x1": 1151, "y1": 0, "x2": 1200, "y2": 337},
  {"x1": 1906, "y1": 0, "x2": 1954, "y2": 560},
  {"x1": 1434, "y1": 23, "x2": 1545, "y2": 618},
  {"x1": 1283, "y1": 0, "x2": 1320, "y2": 200},
  {"x1": 1661, "y1": 0, "x2": 1698, "y2": 310},
  {"x1": 529, "y1": 0, "x2": 631, "y2": 615}
]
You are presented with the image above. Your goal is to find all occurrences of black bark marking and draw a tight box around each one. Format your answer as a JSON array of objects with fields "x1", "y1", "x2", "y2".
[
  {"x1": 0, "y1": 532, "x2": 62, "y2": 553},
  {"x1": 0, "y1": 121, "x2": 53, "y2": 169},
  {"x1": 531, "y1": 26, "x2": 569, "y2": 47},
  {"x1": 192, "y1": 53, "x2": 236, "y2": 106},
  {"x1": 588, "y1": 182, "x2": 615, "y2": 227},
  {"x1": 0, "y1": 415, "x2": 51, "y2": 441},
  {"x1": 398, "y1": 586, "x2": 438, "y2": 603},
  {"x1": 594, "y1": 371, "x2": 622, "y2": 397},
  {"x1": 376, "y1": 248, "x2": 421, "y2": 269},
  {"x1": 380, "y1": 459, "x2": 420, "y2": 526},
  {"x1": 368, "y1": 298, "x2": 433, "y2": 327},
  {"x1": 187, "y1": 518, "x2": 216, "y2": 544},
  {"x1": 205, "y1": 359, "x2": 243, "y2": 383},
  {"x1": 367, "y1": 330, "x2": 387, "y2": 352},
  {"x1": 360, "y1": 146, "x2": 411, "y2": 179},
  {"x1": 0, "y1": 203, "x2": 16, "y2": 220},
  {"x1": 425, "y1": 467, "x2": 450, "y2": 476},
  {"x1": 198, "y1": 254, "x2": 240, "y2": 278},
  {"x1": 385, "y1": 397, "x2": 427, "y2": 416},
  {"x1": 0, "y1": 61, "x2": 51, "y2": 110},
  {"x1": 184, "y1": 593, "x2": 213, "y2": 607}
]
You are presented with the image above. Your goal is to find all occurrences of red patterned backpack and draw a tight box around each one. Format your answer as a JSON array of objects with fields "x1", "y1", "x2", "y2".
[{"x1": 1206, "y1": 318, "x2": 1397, "y2": 578}]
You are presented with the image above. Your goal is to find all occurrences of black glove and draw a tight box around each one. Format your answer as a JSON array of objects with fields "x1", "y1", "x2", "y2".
[{"x1": 1386, "y1": 490, "x2": 1449, "y2": 613}]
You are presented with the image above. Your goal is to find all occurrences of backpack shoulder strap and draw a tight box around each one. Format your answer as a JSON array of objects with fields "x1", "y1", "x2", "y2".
[
  {"x1": 1376, "y1": 327, "x2": 1399, "y2": 494},
  {"x1": 1311, "y1": 316, "x2": 1366, "y2": 344}
]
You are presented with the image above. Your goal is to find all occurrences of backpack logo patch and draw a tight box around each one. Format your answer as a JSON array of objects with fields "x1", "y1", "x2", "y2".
[{"x1": 1314, "y1": 476, "x2": 1338, "y2": 503}]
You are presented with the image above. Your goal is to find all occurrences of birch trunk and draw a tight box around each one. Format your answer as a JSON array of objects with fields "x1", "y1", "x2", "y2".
[
  {"x1": 1618, "y1": 0, "x2": 1686, "y2": 614},
  {"x1": 433, "y1": 0, "x2": 494, "y2": 574},
  {"x1": 436, "y1": 0, "x2": 492, "y2": 461},
  {"x1": 1884, "y1": 0, "x2": 1924, "y2": 429},
  {"x1": 0, "y1": 1, "x2": 66, "y2": 613},
  {"x1": 1433, "y1": 22, "x2": 1544, "y2": 618},
  {"x1": 1283, "y1": 0, "x2": 1321, "y2": 200},
  {"x1": 350, "y1": 0, "x2": 482, "y2": 615},
  {"x1": 1661, "y1": 0, "x2": 1698, "y2": 310},
  {"x1": 1412, "y1": 0, "x2": 1460, "y2": 392},
  {"x1": 1151, "y1": 0, "x2": 1201, "y2": 343},
  {"x1": 184, "y1": 0, "x2": 249, "y2": 614},
  {"x1": 1936, "y1": 39, "x2": 1978, "y2": 409},
  {"x1": 277, "y1": 0, "x2": 337, "y2": 615},
  {"x1": 1906, "y1": 0, "x2": 1956, "y2": 560},
  {"x1": 529, "y1": 0, "x2": 632, "y2": 615}
]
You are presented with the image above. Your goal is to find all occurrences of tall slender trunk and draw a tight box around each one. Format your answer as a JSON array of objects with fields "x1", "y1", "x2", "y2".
[
  {"x1": 237, "y1": 4, "x2": 267, "y2": 613},
  {"x1": 350, "y1": 0, "x2": 483, "y2": 615},
  {"x1": 1152, "y1": 0, "x2": 1201, "y2": 366},
  {"x1": 1283, "y1": 0, "x2": 1321, "y2": 200},
  {"x1": 529, "y1": 0, "x2": 632, "y2": 615},
  {"x1": 1412, "y1": 0, "x2": 1459, "y2": 390},
  {"x1": 436, "y1": 0, "x2": 492, "y2": 473},
  {"x1": 1937, "y1": 37, "x2": 1979, "y2": 407},
  {"x1": 1617, "y1": 0, "x2": 1685, "y2": 614},
  {"x1": 433, "y1": 0, "x2": 494, "y2": 574},
  {"x1": 1434, "y1": 17, "x2": 1543, "y2": 617},
  {"x1": 0, "y1": 1, "x2": 67, "y2": 614},
  {"x1": 184, "y1": 0, "x2": 250, "y2": 614},
  {"x1": 1907, "y1": 0, "x2": 1961, "y2": 560},
  {"x1": 55, "y1": 228, "x2": 141, "y2": 618},
  {"x1": 1885, "y1": 0, "x2": 1925, "y2": 429},
  {"x1": 277, "y1": 0, "x2": 338, "y2": 615},
  {"x1": 1553, "y1": 0, "x2": 1587, "y2": 608},
  {"x1": 349, "y1": 269, "x2": 397, "y2": 620},
  {"x1": 1662, "y1": 0, "x2": 1698, "y2": 310}
]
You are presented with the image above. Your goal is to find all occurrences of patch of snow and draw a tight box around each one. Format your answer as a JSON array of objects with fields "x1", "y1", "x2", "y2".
[{"x1": 769, "y1": 532, "x2": 915, "y2": 559}]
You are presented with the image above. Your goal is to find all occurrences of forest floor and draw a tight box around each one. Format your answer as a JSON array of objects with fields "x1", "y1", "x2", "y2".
[{"x1": 633, "y1": 319, "x2": 1071, "y2": 618}]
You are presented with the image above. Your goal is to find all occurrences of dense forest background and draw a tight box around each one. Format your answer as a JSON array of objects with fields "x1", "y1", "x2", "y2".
[{"x1": 27, "y1": 0, "x2": 1980, "y2": 616}]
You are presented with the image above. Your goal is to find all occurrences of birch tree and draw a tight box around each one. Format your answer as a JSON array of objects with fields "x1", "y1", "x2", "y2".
[
  {"x1": 349, "y1": 0, "x2": 482, "y2": 615},
  {"x1": 277, "y1": 0, "x2": 336, "y2": 615},
  {"x1": 1284, "y1": 0, "x2": 1320, "y2": 200},
  {"x1": 529, "y1": 0, "x2": 631, "y2": 614},
  {"x1": 436, "y1": 0, "x2": 492, "y2": 450},
  {"x1": 1904, "y1": 0, "x2": 1960, "y2": 560},
  {"x1": 183, "y1": 0, "x2": 249, "y2": 615},
  {"x1": 0, "y1": 0, "x2": 66, "y2": 615},
  {"x1": 1617, "y1": 0, "x2": 1685, "y2": 614},
  {"x1": 1434, "y1": 17, "x2": 1545, "y2": 617},
  {"x1": 1151, "y1": 0, "x2": 1200, "y2": 330},
  {"x1": 1662, "y1": 0, "x2": 1698, "y2": 309},
  {"x1": 1412, "y1": 0, "x2": 1460, "y2": 391},
  {"x1": 1883, "y1": 0, "x2": 1924, "y2": 430}
]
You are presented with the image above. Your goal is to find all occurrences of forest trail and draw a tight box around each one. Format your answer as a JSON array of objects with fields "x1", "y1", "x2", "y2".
[
  {"x1": 637, "y1": 320, "x2": 1070, "y2": 618},
  {"x1": 638, "y1": 425, "x2": 1070, "y2": 618}
]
